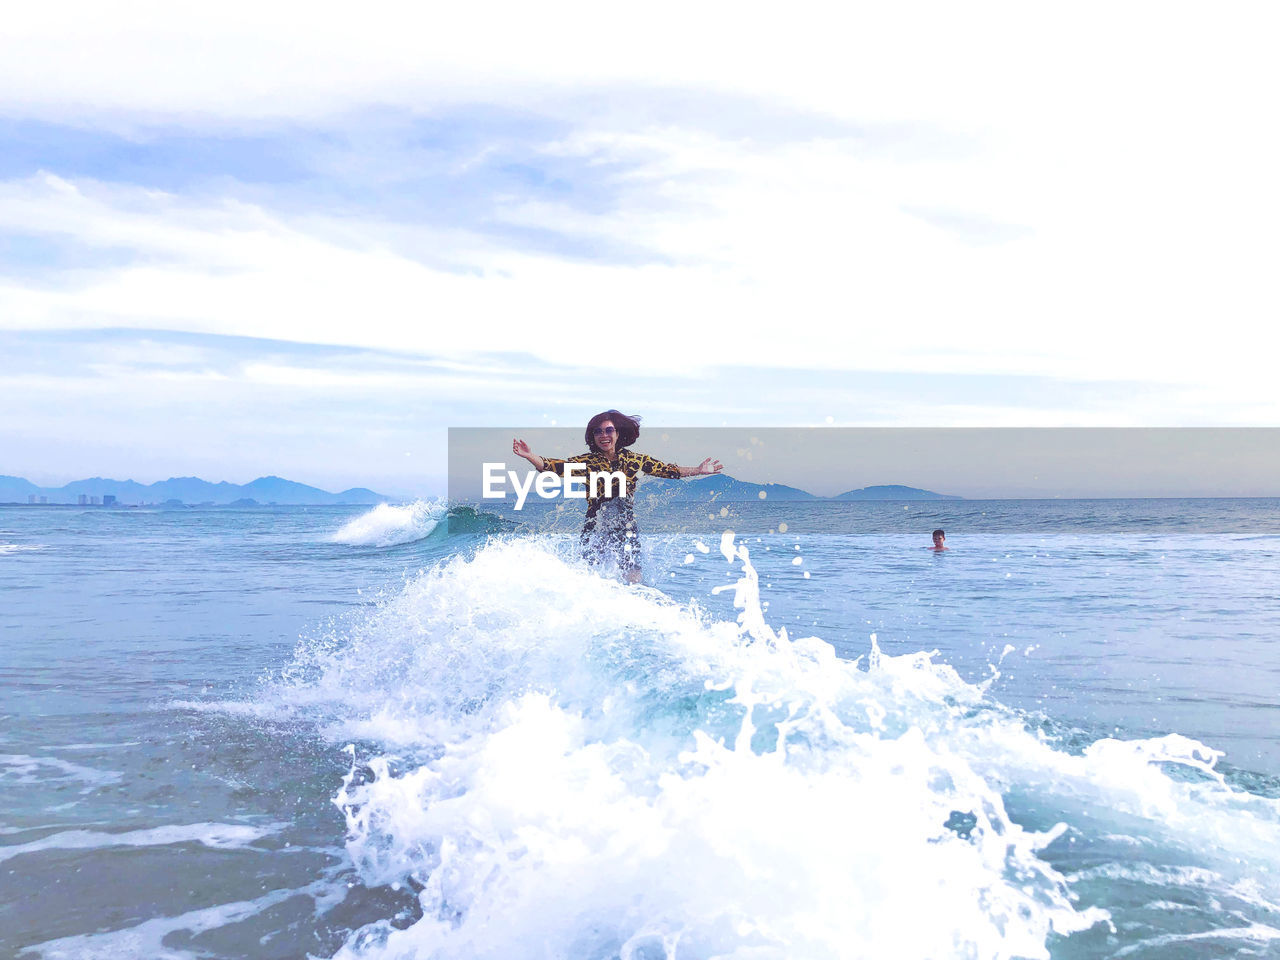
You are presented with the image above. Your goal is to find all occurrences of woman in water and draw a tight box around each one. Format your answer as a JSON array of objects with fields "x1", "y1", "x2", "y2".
[{"x1": 512, "y1": 410, "x2": 721, "y2": 583}]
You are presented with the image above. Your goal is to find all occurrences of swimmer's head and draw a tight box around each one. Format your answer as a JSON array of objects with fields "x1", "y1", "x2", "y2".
[
  {"x1": 586, "y1": 410, "x2": 641, "y2": 452},
  {"x1": 932, "y1": 528, "x2": 946, "y2": 548}
]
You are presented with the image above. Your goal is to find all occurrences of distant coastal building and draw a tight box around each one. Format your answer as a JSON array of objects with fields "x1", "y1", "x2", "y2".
[
  {"x1": 78, "y1": 494, "x2": 88, "y2": 505},
  {"x1": 103, "y1": 495, "x2": 117, "y2": 507},
  {"x1": 28, "y1": 494, "x2": 36, "y2": 504}
]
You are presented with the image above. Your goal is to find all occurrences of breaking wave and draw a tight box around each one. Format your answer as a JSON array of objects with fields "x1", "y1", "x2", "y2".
[
  {"x1": 330, "y1": 501, "x2": 447, "y2": 547},
  {"x1": 262, "y1": 536, "x2": 1280, "y2": 960}
]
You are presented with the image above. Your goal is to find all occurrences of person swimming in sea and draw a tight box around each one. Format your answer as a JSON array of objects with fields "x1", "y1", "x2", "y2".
[{"x1": 512, "y1": 410, "x2": 721, "y2": 583}]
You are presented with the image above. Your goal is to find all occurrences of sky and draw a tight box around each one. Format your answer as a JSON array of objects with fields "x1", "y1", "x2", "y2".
[{"x1": 2, "y1": 3, "x2": 1278, "y2": 496}]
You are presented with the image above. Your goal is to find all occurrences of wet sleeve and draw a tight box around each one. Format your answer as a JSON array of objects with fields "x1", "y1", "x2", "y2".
[{"x1": 638, "y1": 453, "x2": 682, "y2": 479}]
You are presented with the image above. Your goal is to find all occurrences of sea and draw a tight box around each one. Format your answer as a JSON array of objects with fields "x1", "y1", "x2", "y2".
[{"x1": 2, "y1": 497, "x2": 1279, "y2": 959}]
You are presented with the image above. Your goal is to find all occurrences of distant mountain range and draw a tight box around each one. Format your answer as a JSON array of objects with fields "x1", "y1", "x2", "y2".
[
  {"x1": 0, "y1": 474, "x2": 389, "y2": 506},
  {"x1": 1, "y1": 472, "x2": 959, "y2": 506},
  {"x1": 635, "y1": 475, "x2": 959, "y2": 501},
  {"x1": 834, "y1": 484, "x2": 963, "y2": 501},
  {"x1": 637, "y1": 474, "x2": 817, "y2": 501}
]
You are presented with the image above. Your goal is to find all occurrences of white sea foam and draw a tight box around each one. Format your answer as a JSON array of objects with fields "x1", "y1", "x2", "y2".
[
  {"x1": 0, "y1": 542, "x2": 46, "y2": 555},
  {"x1": 0, "y1": 822, "x2": 277, "y2": 864},
  {"x1": 0, "y1": 754, "x2": 122, "y2": 793},
  {"x1": 21, "y1": 877, "x2": 333, "y2": 960},
  {"x1": 253, "y1": 534, "x2": 1280, "y2": 959},
  {"x1": 259, "y1": 539, "x2": 1137, "y2": 960},
  {"x1": 329, "y1": 500, "x2": 446, "y2": 547},
  {"x1": 1108, "y1": 922, "x2": 1280, "y2": 958}
]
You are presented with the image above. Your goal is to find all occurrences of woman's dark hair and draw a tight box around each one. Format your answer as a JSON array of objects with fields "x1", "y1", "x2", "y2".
[
  {"x1": 585, "y1": 410, "x2": 641, "y2": 452},
  {"x1": 933, "y1": 529, "x2": 945, "y2": 538}
]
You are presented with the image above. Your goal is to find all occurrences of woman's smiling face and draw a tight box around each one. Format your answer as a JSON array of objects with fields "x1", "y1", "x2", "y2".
[{"x1": 592, "y1": 420, "x2": 617, "y2": 454}]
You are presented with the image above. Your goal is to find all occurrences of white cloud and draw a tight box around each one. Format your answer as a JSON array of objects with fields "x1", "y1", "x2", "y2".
[
  {"x1": 1, "y1": 2, "x2": 1278, "y2": 427},
  {"x1": 2, "y1": 127, "x2": 1277, "y2": 411}
]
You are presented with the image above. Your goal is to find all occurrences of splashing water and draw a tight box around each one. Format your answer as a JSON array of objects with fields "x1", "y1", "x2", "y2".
[
  {"x1": 267, "y1": 536, "x2": 1280, "y2": 960},
  {"x1": 331, "y1": 501, "x2": 447, "y2": 547}
]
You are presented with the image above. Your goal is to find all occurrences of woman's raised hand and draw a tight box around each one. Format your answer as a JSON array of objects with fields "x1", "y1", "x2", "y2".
[
  {"x1": 698, "y1": 458, "x2": 723, "y2": 476},
  {"x1": 513, "y1": 438, "x2": 532, "y2": 460}
]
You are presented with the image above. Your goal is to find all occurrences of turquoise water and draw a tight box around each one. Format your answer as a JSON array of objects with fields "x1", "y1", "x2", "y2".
[{"x1": 2, "y1": 500, "x2": 1279, "y2": 958}]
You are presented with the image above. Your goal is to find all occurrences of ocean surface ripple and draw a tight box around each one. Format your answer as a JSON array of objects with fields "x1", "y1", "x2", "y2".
[{"x1": 4, "y1": 501, "x2": 1280, "y2": 959}]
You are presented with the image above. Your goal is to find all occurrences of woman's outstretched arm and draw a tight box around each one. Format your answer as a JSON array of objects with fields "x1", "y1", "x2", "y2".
[
  {"x1": 676, "y1": 457, "x2": 723, "y2": 477},
  {"x1": 512, "y1": 438, "x2": 545, "y2": 471},
  {"x1": 638, "y1": 454, "x2": 722, "y2": 478},
  {"x1": 513, "y1": 439, "x2": 591, "y2": 474}
]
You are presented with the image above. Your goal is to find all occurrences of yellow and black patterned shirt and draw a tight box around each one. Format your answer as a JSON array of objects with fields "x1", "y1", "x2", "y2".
[{"x1": 540, "y1": 449, "x2": 681, "y2": 516}]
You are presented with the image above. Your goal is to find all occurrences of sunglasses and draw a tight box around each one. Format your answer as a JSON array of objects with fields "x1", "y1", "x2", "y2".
[{"x1": 592, "y1": 426, "x2": 617, "y2": 437}]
